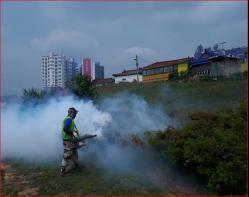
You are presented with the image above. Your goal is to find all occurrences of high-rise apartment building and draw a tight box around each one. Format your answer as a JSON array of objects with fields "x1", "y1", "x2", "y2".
[
  {"x1": 94, "y1": 62, "x2": 104, "y2": 79},
  {"x1": 42, "y1": 52, "x2": 79, "y2": 90},
  {"x1": 65, "y1": 58, "x2": 79, "y2": 82},
  {"x1": 82, "y1": 58, "x2": 92, "y2": 77},
  {"x1": 82, "y1": 58, "x2": 104, "y2": 80},
  {"x1": 42, "y1": 52, "x2": 66, "y2": 89}
]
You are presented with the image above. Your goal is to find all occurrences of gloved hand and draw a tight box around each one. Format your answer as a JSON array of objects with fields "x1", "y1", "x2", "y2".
[
  {"x1": 73, "y1": 131, "x2": 79, "y2": 138},
  {"x1": 79, "y1": 141, "x2": 86, "y2": 147}
]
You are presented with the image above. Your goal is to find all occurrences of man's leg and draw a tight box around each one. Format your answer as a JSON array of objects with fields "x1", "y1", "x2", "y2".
[
  {"x1": 72, "y1": 148, "x2": 80, "y2": 167},
  {"x1": 61, "y1": 141, "x2": 74, "y2": 175}
]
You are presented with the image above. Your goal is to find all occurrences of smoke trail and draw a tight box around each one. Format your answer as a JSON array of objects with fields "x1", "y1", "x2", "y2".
[
  {"x1": 2, "y1": 96, "x2": 111, "y2": 162},
  {"x1": 100, "y1": 91, "x2": 175, "y2": 136},
  {"x1": 2, "y1": 93, "x2": 175, "y2": 167}
]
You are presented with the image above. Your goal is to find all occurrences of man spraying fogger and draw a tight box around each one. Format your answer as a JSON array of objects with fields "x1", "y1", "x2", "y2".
[{"x1": 60, "y1": 107, "x2": 97, "y2": 176}]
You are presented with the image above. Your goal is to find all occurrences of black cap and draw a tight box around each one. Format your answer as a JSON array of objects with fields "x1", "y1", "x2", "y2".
[{"x1": 68, "y1": 107, "x2": 78, "y2": 114}]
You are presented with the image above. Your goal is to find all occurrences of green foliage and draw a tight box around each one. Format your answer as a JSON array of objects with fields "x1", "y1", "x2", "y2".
[
  {"x1": 146, "y1": 103, "x2": 246, "y2": 195},
  {"x1": 168, "y1": 71, "x2": 189, "y2": 81},
  {"x1": 66, "y1": 74, "x2": 97, "y2": 99},
  {"x1": 96, "y1": 80, "x2": 246, "y2": 122},
  {"x1": 22, "y1": 87, "x2": 46, "y2": 104}
]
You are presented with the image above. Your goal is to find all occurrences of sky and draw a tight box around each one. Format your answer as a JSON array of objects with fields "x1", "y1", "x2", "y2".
[{"x1": 1, "y1": 1, "x2": 247, "y2": 96}]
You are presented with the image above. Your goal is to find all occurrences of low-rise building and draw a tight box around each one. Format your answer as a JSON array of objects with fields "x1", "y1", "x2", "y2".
[
  {"x1": 143, "y1": 57, "x2": 191, "y2": 82},
  {"x1": 112, "y1": 68, "x2": 143, "y2": 84},
  {"x1": 240, "y1": 48, "x2": 248, "y2": 73},
  {"x1": 190, "y1": 56, "x2": 241, "y2": 77}
]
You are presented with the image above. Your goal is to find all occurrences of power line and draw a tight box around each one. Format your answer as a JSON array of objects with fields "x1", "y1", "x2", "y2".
[{"x1": 137, "y1": 56, "x2": 154, "y2": 66}]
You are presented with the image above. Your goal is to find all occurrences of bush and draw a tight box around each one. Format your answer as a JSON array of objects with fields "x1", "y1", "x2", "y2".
[{"x1": 146, "y1": 102, "x2": 246, "y2": 195}]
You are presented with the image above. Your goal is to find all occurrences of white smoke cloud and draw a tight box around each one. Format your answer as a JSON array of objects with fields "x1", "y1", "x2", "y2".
[
  {"x1": 1, "y1": 94, "x2": 203, "y2": 192},
  {"x1": 2, "y1": 93, "x2": 175, "y2": 167},
  {"x1": 2, "y1": 96, "x2": 111, "y2": 162},
  {"x1": 100, "y1": 92, "x2": 174, "y2": 135}
]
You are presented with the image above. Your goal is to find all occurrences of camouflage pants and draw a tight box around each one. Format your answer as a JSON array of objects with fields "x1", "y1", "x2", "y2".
[{"x1": 61, "y1": 141, "x2": 79, "y2": 173}]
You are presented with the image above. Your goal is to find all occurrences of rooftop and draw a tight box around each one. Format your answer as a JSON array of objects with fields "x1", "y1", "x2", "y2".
[
  {"x1": 144, "y1": 57, "x2": 192, "y2": 70},
  {"x1": 113, "y1": 68, "x2": 143, "y2": 77},
  {"x1": 94, "y1": 78, "x2": 114, "y2": 84},
  {"x1": 191, "y1": 55, "x2": 240, "y2": 67}
]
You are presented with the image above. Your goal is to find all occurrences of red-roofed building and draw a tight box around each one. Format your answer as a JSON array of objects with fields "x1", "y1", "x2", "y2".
[{"x1": 143, "y1": 57, "x2": 192, "y2": 82}]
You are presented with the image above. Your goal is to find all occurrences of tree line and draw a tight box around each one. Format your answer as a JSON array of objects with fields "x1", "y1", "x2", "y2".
[{"x1": 22, "y1": 75, "x2": 97, "y2": 103}]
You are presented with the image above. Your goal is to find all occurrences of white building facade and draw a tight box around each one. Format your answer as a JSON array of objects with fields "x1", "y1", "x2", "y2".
[
  {"x1": 41, "y1": 52, "x2": 66, "y2": 89},
  {"x1": 42, "y1": 53, "x2": 81, "y2": 90},
  {"x1": 113, "y1": 68, "x2": 143, "y2": 84}
]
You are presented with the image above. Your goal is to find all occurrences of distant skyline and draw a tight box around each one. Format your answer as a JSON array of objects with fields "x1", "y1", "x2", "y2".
[{"x1": 2, "y1": 1, "x2": 247, "y2": 96}]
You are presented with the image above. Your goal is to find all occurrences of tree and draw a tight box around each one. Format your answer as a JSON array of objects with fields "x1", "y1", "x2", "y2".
[
  {"x1": 65, "y1": 74, "x2": 97, "y2": 99},
  {"x1": 194, "y1": 44, "x2": 204, "y2": 59},
  {"x1": 22, "y1": 87, "x2": 46, "y2": 104},
  {"x1": 213, "y1": 44, "x2": 219, "y2": 51}
]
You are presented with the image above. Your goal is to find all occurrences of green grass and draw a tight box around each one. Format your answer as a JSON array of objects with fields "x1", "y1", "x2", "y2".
[
  {"x1": 96, "y1": 80, "x2": 246, "y2": 123},
  {"x1": 2, "y1": 160, "x2": 208, "y2": 196}
]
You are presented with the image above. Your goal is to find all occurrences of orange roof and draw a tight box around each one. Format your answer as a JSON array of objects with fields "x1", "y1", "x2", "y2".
[{"x1": 144, "y1": 57, "x2": 192, "y2": 70}]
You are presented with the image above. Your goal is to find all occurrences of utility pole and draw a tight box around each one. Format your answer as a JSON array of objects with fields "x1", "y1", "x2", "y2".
[{"x1": 133, "y1": 55, "x2": 139, "y2": 83}]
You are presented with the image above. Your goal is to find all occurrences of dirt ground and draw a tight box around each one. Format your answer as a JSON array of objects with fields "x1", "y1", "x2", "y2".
[{"x1": 1, "y1": 163, "x2": 39, "y2": 196}]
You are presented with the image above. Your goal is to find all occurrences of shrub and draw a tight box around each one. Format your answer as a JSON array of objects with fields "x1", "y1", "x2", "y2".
[{"x1": 146, "y1": 102, "x2": 246, "y2": 195}]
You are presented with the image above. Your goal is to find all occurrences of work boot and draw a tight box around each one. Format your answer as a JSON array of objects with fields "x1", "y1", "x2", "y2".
[
  {"x1": 75, "y1": 163, "x2": 85, "y2": 172},
  {"x1": 60, "y1": 167, "x2": 66, "y2": 176}
]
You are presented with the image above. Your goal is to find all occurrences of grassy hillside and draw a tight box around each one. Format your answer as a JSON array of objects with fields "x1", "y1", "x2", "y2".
[
  {"x1": 96, "y1": 80, "x2": 246, "y2": 122},
  {"x1": 1, "y1": 80, "x2": 246, "y2": 196}
]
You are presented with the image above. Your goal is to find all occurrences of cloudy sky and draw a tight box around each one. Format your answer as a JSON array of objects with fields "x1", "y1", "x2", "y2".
[{"x1": 1, "y1": 1, "x2": 247, "y2": 96}]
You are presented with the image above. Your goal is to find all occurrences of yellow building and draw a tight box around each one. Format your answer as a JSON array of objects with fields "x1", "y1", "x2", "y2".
[
  {"x1": 240, "y1": 62, "x2": 248, "y2": 72},
  {"x1": 178, "y1": 62, "x2": 188, "y2": 75},
  {"x1": 143, "y1": 57, "x2": 191, "y2": 82}
]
